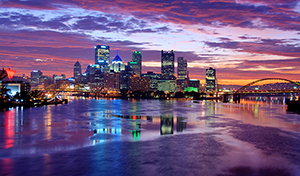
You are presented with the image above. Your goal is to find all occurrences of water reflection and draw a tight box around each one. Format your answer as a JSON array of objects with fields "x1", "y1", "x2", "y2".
[
  {"x1": 86, "y1": 111, "x2": 189, "y2": 140},
  {"x1": 1, "y1": 99, "x2": 300, "y2": 159},
  {"x1": 1, "y1": 98, "x2": 300, "y2": 175},
  {"x1": 160, "y1": 115, "x2": 173, "y2": 135}
]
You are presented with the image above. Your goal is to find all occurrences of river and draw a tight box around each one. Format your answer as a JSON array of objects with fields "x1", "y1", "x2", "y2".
[{"x1": 0, "y1": 98, "x2": 300, "y2": 175}]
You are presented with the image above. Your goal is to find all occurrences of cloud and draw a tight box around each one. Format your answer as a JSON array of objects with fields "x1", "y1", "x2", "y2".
[
  {"x1": 0, "y1": 12, "x2": 70, "y2": 30},
  {"x1": 0, "y1": 0, "x2": 57, "y2": 10},
  {"x1": 205, "y1": 38, "x2": 300, "y2": 57},
  {"x1": 1, "y1": 0, "x2": 300, "y2": 81},
  {"x1": 1, "y1": 0, "x2": 300, "y2": 31}
]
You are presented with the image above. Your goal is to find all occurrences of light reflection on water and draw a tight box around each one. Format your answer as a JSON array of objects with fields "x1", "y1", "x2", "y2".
[{"x1": 0, "y1": 98, "x2": 300, "y2": 175}]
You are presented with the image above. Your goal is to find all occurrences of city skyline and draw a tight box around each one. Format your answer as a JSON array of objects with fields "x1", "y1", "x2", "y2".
[{"x1": 1, "y1": 0, "x2": 300, "y2": 85}]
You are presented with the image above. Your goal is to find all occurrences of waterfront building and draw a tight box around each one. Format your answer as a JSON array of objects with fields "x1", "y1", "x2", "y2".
[
  {"x1": 3, "y1": 82, "x2": 30, "y2": 96},
  {"x1": 132, "y1": 51, "x2": 142, "y2": 77},
  {"x1": 95, "y1": 45, "x2": 110, "y2": 73},
  {"x1": 158, "y1": 78, "x2": 176, "y2": 93},
  {"x1": 74, "y1": 61, "x2": 81, "y2": 81},
  {"x1": 142, "y1": 71, "x2": 161, "y2": 91},
  {"x1": 161, "y1": 50, "x2": 175, "y2": 78},
  {"x1": 189, "y1": 79, "x2": 200, "y2": 89},
  {"x1": 30, "y1": 70, "x2": 42, "y2": 84},
  {"x1": 129, "y1": 76, "x2": 150, "y2": 92},
  {"x1": 205, "y1": 67, "x2": 217, "y2": 92},
  {"x1": 110, "y1": 53, "x2": 125, "y2": 73},
  {"x1": 177, "y1": 57, "x2": 187, "y2": 91},
  {"x1": 185, "y1": 79, "x2": 200, "y2": 92}
]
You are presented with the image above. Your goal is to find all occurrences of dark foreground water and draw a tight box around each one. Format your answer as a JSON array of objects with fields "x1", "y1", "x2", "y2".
[{"x1": 0, "y1": 98, "x2": 300, "y2": 176}]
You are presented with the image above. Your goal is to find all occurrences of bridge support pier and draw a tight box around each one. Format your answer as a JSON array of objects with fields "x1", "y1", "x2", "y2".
[
  {"x1": 233, "y1": 94, "x2": 240, "y2": 103},
  {"x1": 222, "y1": 94, "x2": 230, "y2": 103}
]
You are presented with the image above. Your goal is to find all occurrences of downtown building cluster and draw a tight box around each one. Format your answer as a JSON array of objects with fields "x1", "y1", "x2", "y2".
[
  {"x1": 26, "y1": 45, "x2": 218, "y2": 94},
  {"x1": 72, "y1": 45, "x2": 218, "y2": 93}
]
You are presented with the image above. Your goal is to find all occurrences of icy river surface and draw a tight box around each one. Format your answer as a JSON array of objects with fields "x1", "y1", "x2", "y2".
[{"x1": 1, "y1": 98, "x2": 300, "y2": 176}]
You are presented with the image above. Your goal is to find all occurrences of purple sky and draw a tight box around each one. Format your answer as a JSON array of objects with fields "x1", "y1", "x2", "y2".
[{"x1": 1, "y1": 0, "x2": 300, "y2": 85}]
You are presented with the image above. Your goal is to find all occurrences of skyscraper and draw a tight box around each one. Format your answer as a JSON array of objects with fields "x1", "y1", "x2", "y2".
[
  {"x1": 132, "y1": 51, "x2": 142, "y2": 77},
  {"x1": 161, "y1": 50, "x2": 175, "y2": 78},
  {"x1": 128, "y1": 61, "x2": 139, "y2": 76},
  {"x1": 177, "y1": 57, "x2": 187, "y2": 90},
  {"x1": 95, "y1": 45, "x2": 110, "y2": 64},
  {"x1": 30, "y1": 70, "x2": 42, "y2": 84},
  {"x1": 74, "y1": 61, "x2": 81, "y2": 80},
  {"x1": 110, "y1": 52, "x2": 125, "y2": 73},
  {"x1": 205, "y1": 67, "x2": 217, "y2": 92}
]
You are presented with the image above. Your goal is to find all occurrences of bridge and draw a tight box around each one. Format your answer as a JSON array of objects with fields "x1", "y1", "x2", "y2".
[{"x1": 222, "y1": 78, "x2": 300, "y2": 102}]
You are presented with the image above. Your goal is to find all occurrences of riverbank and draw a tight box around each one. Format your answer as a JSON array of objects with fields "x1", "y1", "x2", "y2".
[{"x1": 0, "y1": 98, "x2": 68, "y2": 110}]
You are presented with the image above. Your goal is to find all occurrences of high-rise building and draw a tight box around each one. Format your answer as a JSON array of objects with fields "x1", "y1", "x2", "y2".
[
  {"x1": 128, "y1": 61, "x2": 139, "y2": 76},
  {"x1": 110, "y1": 53, "x2": 125, "y2": 73},
  {"x1": 177, "y1": 57, "x2": 187, "y2": 90},
  {"x1": 95, "y1": 45, "x2": 110, "y2": 64},
  {"x1": 132, "y1": 51, "x2": 142, "y2": 77},
  {"x1": 205, "y1": 67, "x2": 217, "y2": 92},
  {"x1": 161, "y1": 50, "x2": 175, "y2": 78},
  {"x1": 95, "y1": 45, "x2": 110, "y2": 72},
  {"x1": 74, "y1": 61, "x2": 81, "y2": 80},
  {"x1": 30, "y1": 70, "x2": 42, "y2": 84}
]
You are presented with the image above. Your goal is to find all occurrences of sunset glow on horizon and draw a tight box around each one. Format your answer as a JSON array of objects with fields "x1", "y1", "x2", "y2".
[{"x1": 1, "y1": 0, "x2": 300, "y2": 85}]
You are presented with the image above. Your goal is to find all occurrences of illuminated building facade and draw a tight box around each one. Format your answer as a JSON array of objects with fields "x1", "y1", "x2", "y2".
[
  {"x1": 161, "y1": 50, "x2": 175, "y2": 78},
  {"x1": 95, "y1": 45, "x2": 110, "y2": 64},
  {"x1": 3, "y1": 82, "x2": 30, "y2": 96},
  {"x1": 184, "y1": 79, "x2": 200, "y2": 92},
  {"x1": 128, "y1": 61, "x2": 139, "y2": 77},
  {"x1": 74, "y1": 61, "x2": 81, "y2": 81},
  {"x1": 30, "y1": 70, "x2": 42, "y2": 84},
  {"x1": 158, "y1": 79, "x2": 176, "y2": 93},
  {"x1": 132, "y1": 51, "x2": 142, "y2": 77},
  {"x1": 142, "y1": 71, "x2": 161, "y2": 91},
  {"x1": 110, "y1": 54, "x2": 125, "y2": 73},
  {"x1": 53, "y1": 74, "x2": 66, "y2": 83},
  {"x1": 205, "y1": 67, "x2": 217, "y2": 92},
  {"x1": 177, "y1": 57, "x2": 187, "y2": 90},
  {"x1": 129, "y1": 77, "x2": 150, "y2": 91},
  {"x1": 95, "y1": 45, "x2": 110, "y2": 72}
]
